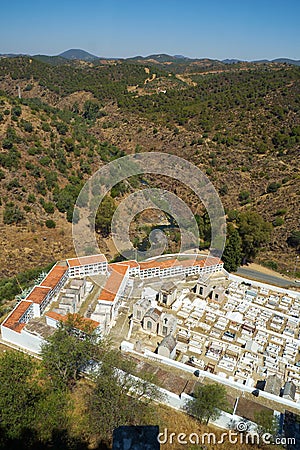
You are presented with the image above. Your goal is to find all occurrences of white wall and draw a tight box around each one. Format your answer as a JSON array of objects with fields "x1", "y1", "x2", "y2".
[
  {"x1": 1, "y1": 326, "x2": 43, "y2": 354},
  {"x1": 229, "y1": 274, "x2": 300, "y2": 298}
]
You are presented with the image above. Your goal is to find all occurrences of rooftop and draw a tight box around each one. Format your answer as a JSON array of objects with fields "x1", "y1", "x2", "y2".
[
  {"x1": 40, "y1": 264, "x2": 68, "y2": 289},
  {"x1": 67, "y1": 254, "x2": 107, "y2": 268},
  {"x1": 139, "y1": 256, "x2": 222, "y2": 271},
  {"x1": 46, "y1": 311, "x2": 100, "y2": 331},
  {"x1": 2, "y1": 301, "x2": 32, "y2": 332},
  {"x1": 26, "y1": 286, "x2": 51, "y2": 305},
  {"x1": 117, "y1": 260, "x2": 140, "y2": 269},
  {"x1": 98, "y1": 264, "x2": 129, "y2": 303}
]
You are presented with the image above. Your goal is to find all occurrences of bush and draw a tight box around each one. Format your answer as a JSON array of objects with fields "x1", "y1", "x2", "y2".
[
  {"x1": 267, "y1": 181, "x2": 281, "y2": 193},
  {"x1": 219, "y1": 184, "x2": 228, "y2": 196},
  {"x1": 22, "y1": 120, "x2": 33, "y2": 133},
  {"x1": 45, "y1": 219, "x2": 56, "y2": 228},
  {"x1": 83, "y1": 100, "x2": 101, "y2": 121},
  {"x1": 35, "y1": 181, "x2": 47, "y2": 196},
  {"x1": 27, "y1": 193, "x2": 36, "y2": 203},
  {"x1": 287, "y1": 231, "x2": 300, "y2": 249},
  {"x1": 273, "y1": 217, "x2": 284, "y2": 227},
  {"x1": 55, "y1": 122, "x2": 68, "y2": 135},
  {"x1": 11, "y1": 105, "x2": 22, "y2": 118},
  {"x1": 238, "y1": 190, "x2": 250, "y2": 204},
  {"x1": 40, "y1": 156, "x2": 51, "y2": 166},
  {"x1": 275, "y1": 208, "x2": 287, "y2": 216},
  {"x1": 263, "y1": 260, "x2": 278, "y2": 271},
  {"x1": 6, "y1": 178, "x2": 21, "y2": 190},
  {"x1": 41, "y1": 122, "x2": 51, "y2": 132},
  {"x1": 2, "y1": 139, "x2": 13, "y2": 150},
  {"x1": 3, "y1": 203, "x2": 25, "y2": 224},
  {"x1": 43, "y1": 202, "x2": 55, "y2": 214}
]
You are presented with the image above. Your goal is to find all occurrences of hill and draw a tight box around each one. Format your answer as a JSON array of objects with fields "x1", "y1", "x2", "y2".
[
  {"x1": 58, "y1": 49, "x2": 99, "y2": 61},
  {"x1": 0, "y1": 56, "x2": 299, "y2": 278}
]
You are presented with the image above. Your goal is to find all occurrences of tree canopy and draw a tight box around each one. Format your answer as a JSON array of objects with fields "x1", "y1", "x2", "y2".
[
  {"x1": 222, "y1": 225, "x2": 242, "y2": 272},
  {"x1": 185, "y1": 383, "x2": 228, "y2": 424},
  {"x1": 40, "y1": 315, "x2": 101, "y2": 388}
]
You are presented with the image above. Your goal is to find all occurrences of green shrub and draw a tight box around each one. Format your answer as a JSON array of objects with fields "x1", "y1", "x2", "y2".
[
  {"x1": 41, "y1": 122, "x2": 51, "y2": 132},
  {"x1": 43, "y1": 202, "x2": 55, "y2": 214},
  {"x1": 45, "y1": 219, "x2": 56, "y2": 228},
  {"x1": 273, "y1": 217, "x2": 284, "y2": 227},
  {"x1": 22, "y1": 120, "x2": 33, "y2": 133},
  {"x1": 11, "y1": 105, "x2": 22, "y2": 118},
  {"x1": 275, "y1": 208, "x2": 287, "y2": 216},
  {"x1": 238, "y1": 190, "x2": 250, "y2": 204},
  {"x1": 267, "y1": 181, "x2": 281, "y2": 193},
  {"x1": 263, "y1": 260, "x2": 278, "y2": 271},
  {"x1": 6, "y1": 178, "x2": 21, "y2": 190},
  {"x1": 219, "y1": 184, "x2": 228, "y2": 196},
  {"x1": 3, "y1": 203, "x2": 25, "y2": 224},
  {"x1": 287, "y1": 231, "x2": 300, "y2": 249},
  {"x1": 27, "y1": 193, "x2": 36, "y2": 203}
]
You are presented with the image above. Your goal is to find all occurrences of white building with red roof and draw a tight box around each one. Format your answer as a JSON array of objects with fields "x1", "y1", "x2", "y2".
[
  {"x1": 67, "y1": 254, "x2": 107, "y2": 278},
  {"x1": 1, "y1": 253, "x2": 223, "y2": 353}
]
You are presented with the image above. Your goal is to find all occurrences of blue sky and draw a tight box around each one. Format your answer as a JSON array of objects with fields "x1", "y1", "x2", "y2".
[{"x1": 0, "y1": 0, "x2": 299, "y2": 60}]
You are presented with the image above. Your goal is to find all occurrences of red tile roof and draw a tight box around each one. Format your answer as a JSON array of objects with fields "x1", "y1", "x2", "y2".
[
  {"x1": 40, "y1": 265, "x2": 68, "y2": 289},
  {"x1": 2, "y1": 301, "x2": 32, "y2": 332},
  {"x1": 67, "y1": 254, "x2": 107, "y2": 268},
  {"x1": 117, "y1": 260, "x2": 140, "y2": 269},
  {"x1": 46, "y1": 311, "x2": 100, "y2": 331},
  {"x1": 139, "y1": 258, "x2": 178, "y2": 270},
  {"x1": 26, "y1": 286, "x2": 51, "y2": 305},
  {"x1": 98, "y1": 264, "x2": 129, "y2": 303},
  {"x1": 139, "y1": 256, "x2": 222, "y2": 271}
]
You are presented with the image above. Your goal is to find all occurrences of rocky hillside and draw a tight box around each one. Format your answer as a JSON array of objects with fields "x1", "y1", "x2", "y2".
[{"x1": 0, "y1": 56, "x2": 299, "y2": 277}]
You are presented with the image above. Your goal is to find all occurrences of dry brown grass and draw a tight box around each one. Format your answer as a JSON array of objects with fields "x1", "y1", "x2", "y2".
[
  {"x1": 156, "y1": 405, "x2": 281, "y2": 450},
  {"x1": 68, "y1": 379, "x2": 282, "y2": 450}
]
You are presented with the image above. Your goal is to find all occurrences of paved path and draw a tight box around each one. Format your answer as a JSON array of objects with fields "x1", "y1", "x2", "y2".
[{"x1": 235, "y1": 267, "x2": 299, "y2": 288}]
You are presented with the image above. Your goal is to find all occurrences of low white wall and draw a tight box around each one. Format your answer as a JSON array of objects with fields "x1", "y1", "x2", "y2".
[
  {"x1": 229, "y1": 274, "x2": 300, "y2": 298},
  {"x1": 122, "y1": 343, "x2": 300, "y2": 411},
  {"x1": 1, "y1": 326, "x2": 43, "y2": 354}
]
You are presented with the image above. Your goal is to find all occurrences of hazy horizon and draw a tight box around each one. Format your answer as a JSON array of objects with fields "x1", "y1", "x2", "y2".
[
  {"x1": 1, "y1": 0, "x2": 299, "y2": 61},
  {"x1": 1, "y1": 48, "x2": 299, "y2": 62}
]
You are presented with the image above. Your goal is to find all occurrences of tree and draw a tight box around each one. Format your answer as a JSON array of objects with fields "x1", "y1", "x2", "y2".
[
  {"x1": 0, "y1": 351, "x2": 39, "y2": 440},
  {"x1": 185, "y1": 383, "x2": 228, "y2": 424},
  {"x1": 237, "y1": 210, "x2": 273, "y2": 262},
  {"x1": 0, "y1": 350, "x2": 71, "y2": 448},
  {"x1": 41, "y1": 315, "x2": 101, "y2": 388},
  {"x1": 95, "y1": 195, "x2": 116, "y2": 237},
  {"x1": 254, "y1": 410, "x2": 278, "y2": 438},
  {"x1": 86, "y1": 350, "x2": 160, "y2": 444},
  {"x1": 222, "y1": 227, "x2": 242, "y2": 272},
  {"x1": 83, "y1": 100, "x2": 101, "y2": 121},
  {"x1": 34, "y1": 385, "x2": 69, "y2": 443}
]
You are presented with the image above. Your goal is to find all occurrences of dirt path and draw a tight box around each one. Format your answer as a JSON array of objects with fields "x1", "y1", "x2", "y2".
[
  {"x1": 246, "y1": 262, "x2": 294, "y2": 280},
  {"x1": 175, "y1": 74, "x2": 197, "y2": 86},
  {"x1": 144, "y1": 73, "x2": 156, "y2": 84}
]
